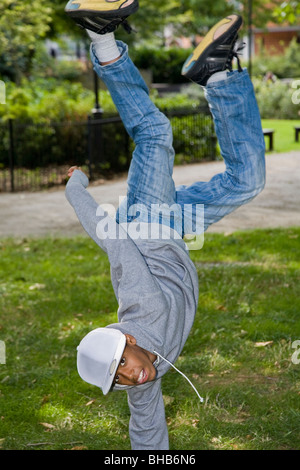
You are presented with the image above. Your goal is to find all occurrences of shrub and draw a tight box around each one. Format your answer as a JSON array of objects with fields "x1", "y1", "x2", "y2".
[
  {"x1": 253, "y1": 78, "x2": 300, "y2": 120},
  {"x1": 0, "y1": 78, "x2": 117, "y2": 123},
  {"x1": 251, "y1": 38, "x2": 300, "y2": 80},
  {"x1": 0, "y1": 73, "x2": 215, "y2": 182},
  {"x1": 131, "y1": 46, "x2": 193, "y2": 84}
]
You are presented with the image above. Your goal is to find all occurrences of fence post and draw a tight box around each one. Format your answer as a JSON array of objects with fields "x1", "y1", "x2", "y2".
[
  {"x1": 8, "y1": 119, "x2": 15, "y2": 192},
  {"x1": 90, "y1": 108, "x2": 104, "y2": 180},
  {"x1": 87, "y1": 115, "x2": 93, "y2": 181}
]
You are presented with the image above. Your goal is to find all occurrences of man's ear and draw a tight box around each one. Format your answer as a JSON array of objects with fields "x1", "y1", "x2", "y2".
[{"x1": 125, "y1": 334, "x2": 136, "y2": 346}]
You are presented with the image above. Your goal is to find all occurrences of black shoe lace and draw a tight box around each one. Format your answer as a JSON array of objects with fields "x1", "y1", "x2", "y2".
[
  {"x1": 226, "y1": 41, "x2": 245, "y2": 72},
  {"x1": 95, "y1": 17, "x2": 134, "y2": 34},
  {"x1": 121, "y1": 19, "x2": 135, "y2": 34}
]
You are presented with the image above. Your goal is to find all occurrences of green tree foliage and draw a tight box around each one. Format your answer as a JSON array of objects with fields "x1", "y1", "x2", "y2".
[
  {"x1": 45, "y1": 0, "x2": 84, "y2": 39},
  {"x1": 272, "y1": 0, "x2": 300, "y2": 24},
  {"x1": 0, "y1": 0, "x2": 53, "y2": 82},
  {"x1": 123, "y1": 0, "x2": 233, "y2": 42},
  {"x1": 128, "y1": 0, "x2": 282, "y2": 40},
  {"x1": 0, "y1": 0, "x2": 296, "y2": 83}
]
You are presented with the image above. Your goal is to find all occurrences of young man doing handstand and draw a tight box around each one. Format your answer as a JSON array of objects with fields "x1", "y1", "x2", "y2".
[{"x1": 64, "y1": 0, "x2": 266, "y2": 450}]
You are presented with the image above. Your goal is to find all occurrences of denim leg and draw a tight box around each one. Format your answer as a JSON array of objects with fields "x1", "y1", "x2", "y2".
[
  {"x1": 176, "y1": 69, "x2": 266, "y2": 233},
  {"x1": 91, "y1": 41, "x2": 180, "y2": 230}
]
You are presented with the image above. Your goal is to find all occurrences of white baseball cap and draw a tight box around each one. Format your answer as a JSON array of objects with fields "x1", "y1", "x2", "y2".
[{"x1": 77, "y1": 328, "x2": 126, "y2": 395}]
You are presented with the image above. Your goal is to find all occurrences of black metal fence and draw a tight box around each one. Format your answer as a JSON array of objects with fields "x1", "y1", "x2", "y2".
[{"x1": 0, "y1": 106, "x2": 217, "y2": 192}]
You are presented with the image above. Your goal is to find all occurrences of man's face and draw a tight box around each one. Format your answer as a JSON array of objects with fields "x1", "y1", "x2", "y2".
[{"x1": 114, "y1": 335, "x2": 157, "y2": 386}]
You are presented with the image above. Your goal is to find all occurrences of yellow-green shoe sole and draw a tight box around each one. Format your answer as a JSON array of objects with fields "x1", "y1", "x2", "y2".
[{"x1": 65, "y1": 0, "x2": 139, "y2": 18}]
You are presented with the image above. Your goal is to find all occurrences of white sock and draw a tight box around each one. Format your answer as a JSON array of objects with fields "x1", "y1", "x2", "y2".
[
  {"x1": 206, "y1": 70, "x2": 228, "y2": 85},
  {"x1": 86, "y1": 30, "x2": 121, "y2": 63}
]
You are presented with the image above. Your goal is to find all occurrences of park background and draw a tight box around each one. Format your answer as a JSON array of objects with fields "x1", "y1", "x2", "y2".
[{"x1": 0, "y1": 0, "x2": 299, "y2": 450}]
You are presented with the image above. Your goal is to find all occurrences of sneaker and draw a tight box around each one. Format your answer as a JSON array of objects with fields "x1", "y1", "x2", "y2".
[
  {"x1": 182, "y1": 14, "x2": 243, "y2": 85},
  {"x1": 65, "y1": 0, "x2": 139, "y2": 34}
]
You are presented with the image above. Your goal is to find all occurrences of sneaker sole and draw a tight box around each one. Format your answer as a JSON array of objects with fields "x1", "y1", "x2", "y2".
[
  {"x1": 182, "y1": 15, "x2": 243, "y2": 79},
  {"x1": 65, "y1": 1, "x2": 139, "y2": 19}
]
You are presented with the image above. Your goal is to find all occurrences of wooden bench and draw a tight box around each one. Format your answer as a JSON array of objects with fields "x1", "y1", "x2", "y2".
[
  {"x1": 263, "y1": 129, "x2": 274, "y2": 151},
  {"x1": 295, "y1": 125, "x2": 300, "y2": 143}
]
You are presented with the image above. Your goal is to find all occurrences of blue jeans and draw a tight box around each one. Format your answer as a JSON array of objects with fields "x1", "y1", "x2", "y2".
[{"x1": 91, "y1": 41, "x2": 265, "y2": 239}]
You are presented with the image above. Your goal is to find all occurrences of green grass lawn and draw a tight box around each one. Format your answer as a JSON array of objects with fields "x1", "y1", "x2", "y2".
[
  {"x1": 261, "y1": 119, "x2": 300, "y2": 153},
  {"x1": 0, "y1": 228, "x2": 300, "y2": 450}
]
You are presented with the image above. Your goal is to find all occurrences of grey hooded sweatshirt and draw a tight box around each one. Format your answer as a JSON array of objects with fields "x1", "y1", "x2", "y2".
[{"x1": 66, "y1": 170, "x2": 199, "y2": 450}]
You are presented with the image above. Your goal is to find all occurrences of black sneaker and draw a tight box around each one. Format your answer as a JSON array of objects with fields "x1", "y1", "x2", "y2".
[
  {"x1": 65, "y1": 0, "x2": 139, "y2": 34},
  {"x1": 182, "y1": 14, "x2": 243, "y2": 85}
]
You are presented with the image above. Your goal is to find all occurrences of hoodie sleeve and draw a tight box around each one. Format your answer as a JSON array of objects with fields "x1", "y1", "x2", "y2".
[
  {"x1": 127, "y1": 379, "x2": 169, "y2": 450},
  {"x1": 65, "y1": 170, "x2": 169, "y2": 313},
  {"x1": 65, "y1": 169, "x2": 113, "y2": 254}
]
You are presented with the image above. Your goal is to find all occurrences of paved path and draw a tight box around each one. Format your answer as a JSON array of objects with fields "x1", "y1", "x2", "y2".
[{"x1": 0, "y1": 151, "x2": 299, "y2": 238}]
